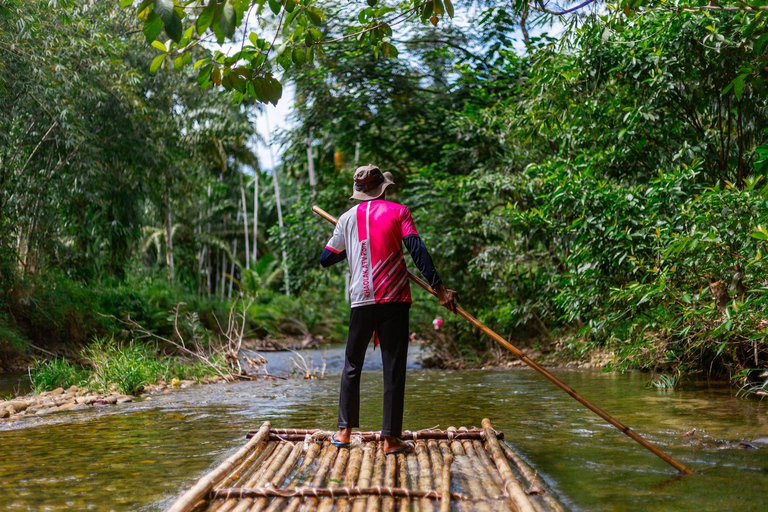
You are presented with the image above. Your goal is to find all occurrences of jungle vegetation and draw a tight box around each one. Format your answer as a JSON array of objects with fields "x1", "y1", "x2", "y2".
[{"x1": 3, "y1": 0, "x2": 768, "y2": 393}]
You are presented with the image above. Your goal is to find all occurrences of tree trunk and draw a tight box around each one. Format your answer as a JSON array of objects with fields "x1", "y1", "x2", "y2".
[
  {"x1": 253, "y1": 171, "x2": 259, "y2": 262},
  {"x1": 239, "y1": 173, "x2": 250, "y2": 270},
  {"x1": 272, "y1": 167, "x2": 290, "y2": 296},
  {"x1": 229, "y1": 208, "x2": 241, "y2": 299},
  {"x1": 307, "y1": 130, "x2": 317, "y2": 194},
  {"x1": 164, "y1": 191, "x2": 175, "y2": 282}
]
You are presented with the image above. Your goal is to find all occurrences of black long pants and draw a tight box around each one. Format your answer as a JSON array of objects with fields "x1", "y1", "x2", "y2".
[{"x1": 338, "y1": 302, "x2": 410, "y2": 438}]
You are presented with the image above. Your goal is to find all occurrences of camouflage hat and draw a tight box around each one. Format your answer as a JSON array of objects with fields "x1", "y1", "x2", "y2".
[{"x1": 349, "y1": 164, "x2": 395, "y2": 201}]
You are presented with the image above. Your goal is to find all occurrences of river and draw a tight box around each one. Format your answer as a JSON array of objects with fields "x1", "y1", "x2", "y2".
[{"x1": 1, "y1": 344, "x2": 767, "y2": 511}]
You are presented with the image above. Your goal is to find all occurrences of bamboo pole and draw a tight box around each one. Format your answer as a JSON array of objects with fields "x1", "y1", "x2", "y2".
[
  {"x1": 256, "y1": 431, "x2": 501, "y2": 442},
  {"x1": 365, "y1": 443, "x2": 385, "y2": 512},
  {"x1": 206, "y1": 442, "x2": 279, "y2": 512},
  {"x1": 283, "y1": 443, "x2": 332, "y2": 512},
  {"x1": 230, "y1": 442, "x2": 295, "y2": 512},
  {"x1": 251, "y1": 442, "x2": 304, "y2": 512},
  {"x1": 427, "y1": 440, "x2": 443, "y2": 491},
  {"x1": 310, "y1": 205, "x2": 694, "y2": 476},
  {"x1": 351, "y1": 444, "x2": 375, "y2": 512},
  {"x1": 316, "y1": 447, "x2": 350, "y2": 512},
  {"x1": 337, "y1": 446, "x2": 364, "y2": 512},
  {"x1": 482, "y1": 419, "x2": 536, "y2": 512},
  {"x1": 296, "y1": 444, "x2": 338, "y2": 512},
  {"x1": 499, "y1": 443, "x2": 564, "y2": 512},
  {"x1": 382, "y1": 452, "x2": 397, "y2": 512},
  {"x1": 167, "y1": 421, "x2": 271, "y2": 512},
  {"x1": 415, "y1": 441, "x2": 434, "y2": 512},
  {"x1": 397, "y1": 453, "x2": 412, "y2": 512},
  {"x1": 259, "y1": 428, "x2": 497, "y2": 438},
  {"x1": 451, "y1": 438, "x2": 492, "y2": 512},
  {"x1": 439, "y1": 453, "x2": 453, "y2": 512},
  {"x1": 264, "y1": 440, "x2": 323, "y2": 512},
  {"x1": 472, "y1": 440, "x2": 506, "y2": 491}
]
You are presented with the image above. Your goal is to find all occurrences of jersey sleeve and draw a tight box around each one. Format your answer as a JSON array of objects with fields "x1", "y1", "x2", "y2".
[
  {"x1": 325, "y1": 220, "x2": 346, "y2": 253},
  {"x1": 400, "y1": 207, "x2": 419, "y2": 238}
]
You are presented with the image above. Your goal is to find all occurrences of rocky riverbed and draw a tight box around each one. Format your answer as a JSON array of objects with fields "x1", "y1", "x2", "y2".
[{"x1": 0, "y1": 376, "x2": 230, "y2": 422}]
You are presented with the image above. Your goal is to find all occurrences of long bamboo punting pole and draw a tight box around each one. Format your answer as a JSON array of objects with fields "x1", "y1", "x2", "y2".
[{"x1": 311, "y1": 204, "x2": 694, "y2": 475}]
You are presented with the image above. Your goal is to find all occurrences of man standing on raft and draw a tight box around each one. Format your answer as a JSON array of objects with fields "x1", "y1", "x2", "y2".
[{"x1": 320, "y1": 164, "x2": 458, "y2": 455}]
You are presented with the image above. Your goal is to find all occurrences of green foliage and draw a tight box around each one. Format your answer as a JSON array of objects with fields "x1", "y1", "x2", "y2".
[
  {"x1": 28, "y1": 359, "x2": 89, "y2": 394},
  {"x1": 82, "y1": 338, "x2": 166, "y2": 395},
  {"x1": 122, "y1": 0, "x2": 456, "y2": 104}
]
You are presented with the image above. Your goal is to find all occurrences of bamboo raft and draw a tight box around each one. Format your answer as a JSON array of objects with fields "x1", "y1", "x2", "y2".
[{"x1": 167, "y1": 419, "x2": 563, "y2": 512}]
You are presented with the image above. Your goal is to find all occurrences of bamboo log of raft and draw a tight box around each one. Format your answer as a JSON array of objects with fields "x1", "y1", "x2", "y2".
[
  {"x1": 336, "y1": 446, "x2": 363, "y2": 512},
  {"x1": 397, "y1": 453, "x2": 412, "y2": 512},
  {"x1": 263, "y1": 440, "x2": 323, "y2": 512},
  {"x1": 310, "y1": 204, "x2": 695, "y2": 476},
  {"x1": 351, "y1": 443, "x2": 375, "y2": 512},
  {"x1": 438, "y1": 452, "x2": 453, "y2": 512},
  {"x1": 167, "y1": 421, "x2": 271, "y2": 512},
  {"x1": 483, "y1": 419, "x2": 537, "y2": 512}
]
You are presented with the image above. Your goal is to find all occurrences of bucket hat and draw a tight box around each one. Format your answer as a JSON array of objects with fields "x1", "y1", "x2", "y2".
[{"x1": 349, "y1": 164, "x2": 395, "y2": 201}]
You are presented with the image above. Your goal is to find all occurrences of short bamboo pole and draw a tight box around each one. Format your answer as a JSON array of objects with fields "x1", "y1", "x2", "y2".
[
  {"x1": 451, "y1": 438, "x2": 492, "y2": 512},
  {"x1": 337, "y1": 446, "x2": 364, "y2": 512},
  {"x1": 351, "y1": 444, "x2": 375, "y2": 512},
  {"x1": 282, "y1": 443, "x2": 331, "y2": 512},
  {"x1": 482, "y1": 419, "x2": 536, "y2": 512},
  {"x1": 230, "y1": 442, "x2": 295, "y2": 512},
  {"x1": 206, "y1": 441, "x2": 274, "y2": 512},
  {"x1": 382, "y1": 450, "x2": 398, "y2": 512},
  {"x1": 297, "y1": 444, "x2": 339, "y2": 512},
  {"x1": 427, "y1": 440, "x2": 443, "y2": 491},
  {"x1": 397, "y1": 453, "x2": 410, "y2": 512},
  {"x1": 416, "y1": 441, "x2": 434, "y2": 512},
  {"x1": 365, "y1": 443, "x2": 386, "y2": 512},
  {"x1": 462, "y1": 439, "x2": 510, "y2": 512},
  {"x1": 167, "y1": 421, "x2": 271, "y2": 512},
  {"x1": 439, "y1": 453, "x2": 453, "y2": 512},
  {"x1": 264, "y1": 440, "x2": 323, "y2": 512},
  {"x1": 316, "y1": 447, "x2": 351, "y2": 512},
  {"x1": 259, "y1": 431, "x2": 501, "y2": 442},
  {"x1": 312, "y1": 205, "x2": 695, "y2": 476},
  {"x1": 250, "y1": 442, "x2": 304, "y2": 512},
  {"x1": 208, "y1": 442, "x2": 280, "y2": 512},
  {"x1": 499, "y1": 443, "x2": 564, "y2": 512}
]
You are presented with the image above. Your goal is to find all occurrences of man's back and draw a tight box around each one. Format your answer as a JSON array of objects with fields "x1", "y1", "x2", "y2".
[{"x1": 325, "y1": 199, "x2": 418, "y2": 307}]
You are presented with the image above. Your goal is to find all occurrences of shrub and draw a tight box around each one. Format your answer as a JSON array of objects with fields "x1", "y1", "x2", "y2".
[
  {"x1": 28, "y1": 359, "x2": 89, "y2": 393},
  {"x1": 81, "y1": 338, "x2": 165, "y2": 395}
]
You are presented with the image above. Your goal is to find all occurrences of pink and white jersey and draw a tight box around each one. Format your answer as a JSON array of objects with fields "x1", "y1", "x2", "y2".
[{"x1": 325, "y1": 200, "x2": 419, "y2": 308}]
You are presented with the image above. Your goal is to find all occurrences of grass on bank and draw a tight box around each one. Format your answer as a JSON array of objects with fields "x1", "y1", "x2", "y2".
[{"x1": 28, "y1": 338, "x2": 226, "y2": 396}]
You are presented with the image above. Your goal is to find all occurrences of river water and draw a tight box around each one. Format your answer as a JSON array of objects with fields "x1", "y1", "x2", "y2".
[{"x1": 1, "y1": 344, "x2": 767, "y2": 511}]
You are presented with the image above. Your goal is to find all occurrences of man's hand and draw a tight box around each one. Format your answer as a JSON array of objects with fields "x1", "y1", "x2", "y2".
[{"x1": 434, "y1": 283, "x2": 459, "y2": 313}]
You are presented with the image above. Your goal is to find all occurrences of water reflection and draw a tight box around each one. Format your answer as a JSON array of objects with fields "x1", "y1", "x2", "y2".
[{"x1": 1, "y1": 345, "x2": 767, "y2": 511}]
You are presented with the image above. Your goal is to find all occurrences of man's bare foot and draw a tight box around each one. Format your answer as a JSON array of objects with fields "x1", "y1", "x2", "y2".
[
  {"x1": 383, "y1": 436, "x2": 412, "y2": 454},
  {"x1": 333, "y1": 427, "x2": 352, "y2": 444}
]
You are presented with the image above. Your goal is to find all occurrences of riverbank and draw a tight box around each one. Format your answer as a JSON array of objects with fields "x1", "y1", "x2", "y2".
[{"x1": 0, "y1": 376, "x2": 234, "y2": 423}]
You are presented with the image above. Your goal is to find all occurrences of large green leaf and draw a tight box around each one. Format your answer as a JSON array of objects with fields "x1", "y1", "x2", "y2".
[
  {"x1": 164, "y1": 11, "x2": 183, "y2": 42},
  {"x1": 154, "y1": 0, "x2": 174, "y2": 25},
  {"x1": 143, "y1": 12, "x2": 163, "y2": 42},
  {"x1": 219, "y1": 1, "x2": 237, "y2": 39},
  {"x1": 196, "y1": 3, "x2": 215, "y2": 34}
]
